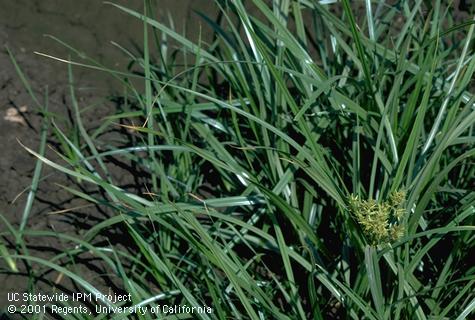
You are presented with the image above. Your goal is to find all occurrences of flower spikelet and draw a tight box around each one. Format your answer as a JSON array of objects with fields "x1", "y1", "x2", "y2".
[{"x1": 348, "y1": 191, "x2": 406, "y2": 245}]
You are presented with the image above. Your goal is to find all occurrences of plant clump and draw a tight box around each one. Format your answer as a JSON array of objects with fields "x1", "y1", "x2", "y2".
[{"x1": 348, "y1": 191, "x2": 406, "y2": 245}]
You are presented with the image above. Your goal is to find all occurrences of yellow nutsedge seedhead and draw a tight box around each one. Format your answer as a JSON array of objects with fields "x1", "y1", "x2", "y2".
[
  {"x1": 389, "y1": 190, "x2": 407, "y2": 222},
  {"x1": 371, "y1": 221, "x2": 390, "y2": 244},
  {"x1": 348, "y1": 194, "x2": 361, "y2": 210},
  {"x1": 393, "y1": 208, "x2": 406, "y2": 221},
  {"x1": 348, "y1": 191, "x2": 406, "y2": 246},
  {"x1": 389, "y1": 190, "x2": 406, "y2": 208},
  {"x1": 389, "y1": 224, "x2": 405, "y2": 242}
]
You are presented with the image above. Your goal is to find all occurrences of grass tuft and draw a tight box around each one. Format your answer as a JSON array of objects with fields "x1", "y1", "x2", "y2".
[{"x1": 2, "y1": 1, "x2": 474, "y2": 319}]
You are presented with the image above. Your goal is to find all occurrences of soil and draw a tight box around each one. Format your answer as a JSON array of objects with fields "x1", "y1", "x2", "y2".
[{"x1": 0, "y1": 0, "x2": 216, "y2": 313}]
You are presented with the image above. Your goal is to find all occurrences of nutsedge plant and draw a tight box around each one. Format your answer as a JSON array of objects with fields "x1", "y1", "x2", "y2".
[{"x1": 1, "y1": 0, "x2": 475, "y2": 319}]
